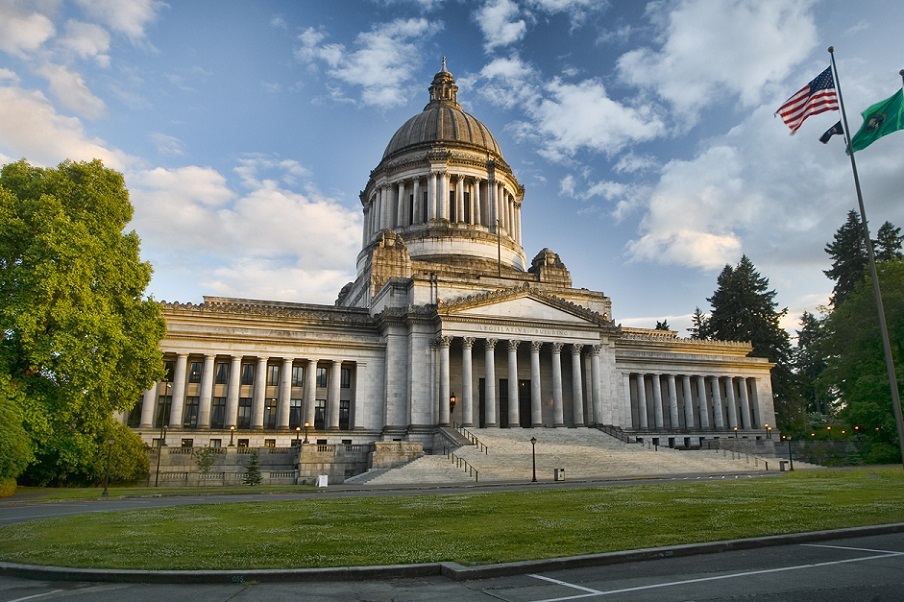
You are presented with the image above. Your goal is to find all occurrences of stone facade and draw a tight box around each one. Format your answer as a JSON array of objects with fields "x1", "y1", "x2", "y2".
[{"x1": 124, "y1": 64, "x2": 777, "y2": 479}]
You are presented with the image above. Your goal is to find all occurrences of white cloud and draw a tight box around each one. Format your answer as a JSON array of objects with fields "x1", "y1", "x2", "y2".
[
  {"x1": 59, "y1": 20, "x2": 111, "y2": 67},
  {"x1": 0, "y1": 69, "x2": 20, "y2": 83},
  {"x1": 36, "y1": 63, "x2": 106, "y2": 119},
  {"x1": 0, "y1": 4, "x2": 55, "y2": 57},
  {"x1": 617, "y1": 0, "x2": 818, "y2": 120},
  {"x1": 295, "y1": 18, "x2": 442, "y2": 108},
  {"x1": 149, "y1": 133, "x2": 186, "y2": 157},
  {"x1": 74, "y1": 0, "x2": 165, "y2": 42},
  {"x1": 475, "y1": 0, "x2": 526, "y2": 50},
  {"x1": 0, "y1": 85, "x2": 126, "y2": 169}
]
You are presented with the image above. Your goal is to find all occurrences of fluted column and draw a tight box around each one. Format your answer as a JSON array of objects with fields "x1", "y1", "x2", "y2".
[
  {"x1": 682, "y1": 375, "x2": 695, "y2": 428},
  {"x1": 635, "y1": 373, "x2": 648, "y2": 428},
  {"x1": 455, "y1": 175, "x2": 464, "y2": 223},
  {"x1": 439, "y1": 336, "x2": 452, "y2": 426},
  {"x1": 724, "y1": 377, "x2": 738, "y2": 429},
  {"x1": 590, "y1": 345, "x2": 602, "y2": 426},
  {"x1": 225, "y1": 356, "x2": 241, "y2": 428},
  {"x1": 328, "y1": 360, "x2": 341, "y2": 430},
  {"x1": 412, "y1": 178, "x2": 422, "y2": 224},
  {"x1": 474, "y1": 178, "x2": 482, "y2": 225},
  {"x1": 695, "y1": 375, "x2": 709, "y2": 429},
  {"x1": 168, "y1": 354, "x2": 188, "y2": 428},
  {"x1": 530, "y1": 340, "x2": 543, "y2": 427},
  {"x1": 551, "y1": 342, "x2": 564, "y2": 427},
  {"x1": 666, "y1": 374, "x2": 679, "y2": 429},
  {"x1": 441, "y1": 172, "x2": 450, "y2": 220},
  {"x1": 396, "y1": 180, "x2": 406, "y2": 228},
  {"x1": 747, "y1": 377, "x2": 762, "y2": 428},
  {"x1": 428, "y1": 172, "x2": 437, "y2": 220},
  {"x1": 651, "y1": 373, "x2": 663, "y2": 429},
  {"x1": 571, "y1": 344, "x2": 585, "y2": 427},
  {"x1": 738, "y1": 377, "x2": 752, "y2": 429},
  {"x1": 304, "y1": 359, "x2": 317, "y2": 428},
  {"x1": 710, "y1": 376, "x2": 725, "y2": 429},
  {"x1": 251, "y1": 356, "x2": 268, "y2": 429},
  {"x1": 198, "y1": 354, "x2": 215, "y2": 428},
  {"x1": 140, "y1": 386, "x2": 156, "y2": 428},
  {"x1": 507, "y1": 339, "x2": 520, "y2": 427},
  {"x1": 484, "y1": 339, "x2": 498, "y2": 427},
  {"x1": 461, "y1": 337, "x2": 474, "y2": 427},
  {"x1": 278, "y1": 358, "x2": 293, "y2": 429}
]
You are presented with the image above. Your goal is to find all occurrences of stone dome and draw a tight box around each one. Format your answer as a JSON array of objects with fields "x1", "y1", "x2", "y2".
[{"x1": 381, "y1": 61, "x2": 503, "y2": 160}]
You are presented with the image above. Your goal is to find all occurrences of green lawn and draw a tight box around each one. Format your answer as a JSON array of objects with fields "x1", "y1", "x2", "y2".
[
  {"x1": 1, "y1": 468, "x2": 902, "y2": 570},
  {"x1": 9, "y1": 484, "x2": 312, "y2": 502}
]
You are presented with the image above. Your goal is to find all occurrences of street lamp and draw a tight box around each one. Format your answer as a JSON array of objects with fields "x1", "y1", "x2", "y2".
[
  {"x1": 765, "y1": 424, "x2": 772, "y2": 439},
  {"x1": 733, "y1": 426, "x2": 738, "y2": 439},
  {"x1": 102, "y1": 436, "x2": 114, "y2": 497},
  {"x1": 530, "y1": 436, "x2": 537, "y2": 483},
  {"x1": 295, "y1": 426, "x2": 301, "y2": 446},
  {"x1": 782, "y1": 434, "x2": 794, "y2": 471},
  {"x1": 228, "y1": 424, "x2": 235, "y2": 446},
  {"x1": 450, "y1": 393, "x2": 457, "y2": 415},
  {"x1": 304, "y1": 421, "x2": 310, "y2": 443}
]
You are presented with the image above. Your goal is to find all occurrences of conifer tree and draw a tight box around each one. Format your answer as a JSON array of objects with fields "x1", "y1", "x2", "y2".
[
  {"x1": 874, "y1": 221, "x2": 904, "y2": 262},
  {"x1": 824, "y1": 210, "x2": 868, "y2": 309}
]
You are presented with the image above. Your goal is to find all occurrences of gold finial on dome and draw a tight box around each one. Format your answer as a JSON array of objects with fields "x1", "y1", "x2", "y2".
[
  {"x1": 428, "y1": 57, "x2": 458, "y2": 107},
  {"x1": 442, "y1": 56, "x2": 447, "y2": 72}
]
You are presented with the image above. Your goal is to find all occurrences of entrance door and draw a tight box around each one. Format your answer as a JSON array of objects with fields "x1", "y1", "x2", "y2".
[
  {"x1": 499, "y1": 379, "x2": 509, "y2": 428},
  {"x1": 518, "y1": 380, "x2": 531, "y2": 428}
]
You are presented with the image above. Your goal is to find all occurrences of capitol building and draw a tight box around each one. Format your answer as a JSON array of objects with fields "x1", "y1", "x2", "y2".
[{"x1": 124, "y1": 64, "x2": 777, "y2": 478}]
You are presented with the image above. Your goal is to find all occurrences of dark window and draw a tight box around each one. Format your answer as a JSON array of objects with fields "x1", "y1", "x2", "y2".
[
  {"x1": 211, "y1": 397, "x2": 226, "y2": 429},
  {"x1": 339, "y1": 400, "x2": 350, "y2": 430},
  {"x1": 209, "y1": 439, "x2": 221, "y2": 448},
  {"x1": 155, "y1": 396, "x2": 172, "y2": 428},
  {"x1": 289, "y1": 398, "x2": 303, "y2": 429},
  {"x1": 449, "y1": 190, "x2": 456, "y2": 221},
  {"x1": 240, "y1": 364, "x2": 254, "y2": 385},
  {"x1": 340, "y1": 367, "x2": 351, "y2": 388},
  {"x1": 422, "y1": 191, "x2": 428, "y2": 221},
  {"x1": 264, "y1": 398, "x2": 278, "y2": 429},
  {"x1": 291, "y1": 365, "x2": 304, "y2": 387},
  {"x1": 163, "y1": 360, "x2": 175, "y2": 382},
  {"x1": 464, "y1": 191, "x2": 471, "y2": 223},
  {"x1": 214, "y1": 362, "x2": 229, "y2": 384},
  {"x1": 314, "y1": 399, "x2": 326, "y2": 430},
  {"x1": 266, "y1": 364, "x2": 280, "y2": 387},
  {"x1": 188, "y1": 361, "x2": 203, "y2": 383},
  {"x1": 183, "y1": 396, "x2": 200, "y2": 428},
  {"x1": 181, "y1": 439, "x2": 193, "y2": 448},
  {"x1": 237, "y1": 397, "x2": 252, "y2": 429},
  {"x1": 316, "y1": 367, "x2": 328, "y2": 388},
  {"x1": 237, "y1": 439, "x2": 249, "y2": 448},
  {"x1": 127, "y1": 397, "x2": 142, "y2": 427},
  {"x1": 408, "y1": 193, "x2": 414, "y2": 225}
]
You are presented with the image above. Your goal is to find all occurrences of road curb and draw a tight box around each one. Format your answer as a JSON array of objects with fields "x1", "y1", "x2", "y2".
[{"x1": 2, "y1": 523, "x2": 903, "y2": 584}]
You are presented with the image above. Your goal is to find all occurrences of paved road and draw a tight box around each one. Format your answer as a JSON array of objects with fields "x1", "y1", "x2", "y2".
[{"x1": 1, "y1": 532, "x2": 902, "y2": 601}]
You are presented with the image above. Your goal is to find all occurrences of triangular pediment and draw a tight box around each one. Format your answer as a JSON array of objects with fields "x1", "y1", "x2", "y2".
[{"x1": 438, "y1": 286, "x2": 610, "y2": 327}]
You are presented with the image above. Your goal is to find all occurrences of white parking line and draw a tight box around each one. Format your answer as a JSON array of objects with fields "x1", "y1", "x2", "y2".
[
  {"x1": 528, "y1": 547, "x2": 904, "y2": 601},
  {"x1": 5, "y1": 590, "x2": 63, "y2": 602}
]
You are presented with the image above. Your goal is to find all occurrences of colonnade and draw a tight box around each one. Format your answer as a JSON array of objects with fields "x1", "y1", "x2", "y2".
[
  {"x1": 363, "y1": 172, "x2": 522, "y2": 245},
  {"x1": 435, "y1": 336, "x2": 605, "y2": 429},
  {"x1": 134, "y1": 354, "x2": 362, "y2": 432},
  {"x1": 628, "y1": 373, "x2": 762, "y2": 432}
]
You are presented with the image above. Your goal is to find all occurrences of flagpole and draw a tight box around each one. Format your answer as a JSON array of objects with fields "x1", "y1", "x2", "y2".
[{"x1": 829, "y1": 46, "x2": 904, "y2": 469}]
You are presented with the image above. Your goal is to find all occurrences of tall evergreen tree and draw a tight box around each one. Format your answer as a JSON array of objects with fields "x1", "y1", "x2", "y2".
[
  {"x1": 688, "y1": 307, "x2": 709, "y2": 339},
  {"x1": 703, "y1": 256, "x2": 795, "y2": 428},
  {"x1": 824, "y1": 210, "x2": 868, "y2": 308},
  {"x1": 792, "y1": 310, "x2": 828, "y2": 416},
  {"x1": 874, "y1": 221, "x2": 904, "y2": 262}
]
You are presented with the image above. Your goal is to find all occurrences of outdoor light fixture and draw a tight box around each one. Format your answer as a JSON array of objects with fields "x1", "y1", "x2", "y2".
[
  {"x1": 304, "y1": 421, "x2": 310, "y2": 443},
  {"x1": 530, "y1": 436, "x2": 537, "y2": 483},
  {"x1": 229, "y1": 425, "x2": 235, "y2": 446},
  {"x1": 765, "y1": 424, "x2": 772, "y2": 439},
  {"x1": 733, "y1": 426, "x2": 738, "y2": 439},
  {"x1": 295, "y1": 426, "x2": 301, "y2": 444},
  {"x1": 450, "y1": 393, "x2": 457, "y2": 414}
]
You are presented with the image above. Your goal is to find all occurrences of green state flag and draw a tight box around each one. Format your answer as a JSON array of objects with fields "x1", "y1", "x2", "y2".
[{"x1": 849, "y1": 89, "x2": 904, "y2": 153}]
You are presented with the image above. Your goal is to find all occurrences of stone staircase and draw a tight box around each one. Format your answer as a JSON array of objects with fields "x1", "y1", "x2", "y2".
[{"x1": 363, "y1": 427, "x2": 794, "y2": 485}]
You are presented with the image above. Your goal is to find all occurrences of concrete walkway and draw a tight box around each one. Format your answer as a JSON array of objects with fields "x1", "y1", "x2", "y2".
[{"x1": 363, "y1": 428, "x2": 787, "y2": 485}]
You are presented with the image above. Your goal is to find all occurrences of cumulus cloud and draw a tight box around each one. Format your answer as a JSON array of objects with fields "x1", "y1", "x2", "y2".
[
  {"x1": 295, "y1": 18, "x2": 443, "y2": 108},
  {"x1": 58, "y1": 20, "x2": 111, "y2": 67},
  {"x1": 36, "y1": 63, "x2": 107, "y2": 119},
  {"x1": 73, "y1": 0, "x2": 165, "y2": 43},
  {"x1": 617, "y1": 0, "x2": 818, "y2": 120},
  {"x1": 0, "y1": 3, "x2": 55, "y2": 57},
  {"x1": 475, "y1": 0, "x2": 526, "y2": 50}
]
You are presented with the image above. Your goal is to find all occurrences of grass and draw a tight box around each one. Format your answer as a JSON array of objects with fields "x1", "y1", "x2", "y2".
[
  {"x1": 9, "y1": 484, "x2": 313, "y2": 502},
  {"x1": 1, "y1": 468, "x2": 903, "y2": 570}
]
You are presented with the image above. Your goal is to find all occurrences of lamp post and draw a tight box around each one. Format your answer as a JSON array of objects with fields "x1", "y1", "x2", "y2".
[
  {"x1": 783, "y1": 434, "x2": 794, "y2": 471},
  {"x1": 765, "y1": 424, "x2": 772, "y2": 439},
  {"x1": 102, "y1": 436, "x2": 114, "y2": 497},
  {"x1": 228, "y1": 424, "x2": 235, "y2": 446},
  {"x1": 154, "y1": 424, "x2": 167, "y2": 487},
  {"x1": 530, "y1": 436, "x2": 537, "y2": 483},
  {"x1": 304, "y1": 421, "x2": 310, "y2": 444},
  {"x1": 733, "y1": 426, "x2": 738, "y2": 439},
  {"x1": 295, "y1": 426, "x2": 301, "y2": 446},
  {"x1": 450, "y1": 393, "x2": 457, "y2": 418}
]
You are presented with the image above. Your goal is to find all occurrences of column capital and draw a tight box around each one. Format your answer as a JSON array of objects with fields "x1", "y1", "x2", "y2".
[
  {"x1": 437, "y1": 335, "x2": 453, "y2": 348},
  {"x1": 551, "y1": 341, "x2": 564, "y2": 353},
  {"x1": 462, "y1": 337, "x2": 475, "y2": 349},
  {"x1": 484, "y1": 338, "x2": 498, "y2": 350},
  {"x1": 590, "y1": 344, "x2": 602, "y2": 355},
  {"x1": 508, "y1": 339, "x2": 521, "y2": 351},
  {"x1": 571, "y1": 343, "x2": 583, "y2": 355},
  {"x1": 530, "y1": 340, "x2": 543, "y2": 352}
]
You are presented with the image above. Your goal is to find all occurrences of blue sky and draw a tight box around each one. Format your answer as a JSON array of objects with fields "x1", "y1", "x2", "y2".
[{"x1": 2, "y1": 0, "x2": 903, "y2": 339}]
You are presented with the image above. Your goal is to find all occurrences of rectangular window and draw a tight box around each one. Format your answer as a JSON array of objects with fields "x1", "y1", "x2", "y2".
[
  {"x1": 449, "y1": 190, "x2": 456, "y2": 221},
  {"x1": 408, "y1": 193, "x2": 415, "y2": 225},
  {"x1": 214, "y1": 362, "x2": 229, "y2": 384},
  {"x1": 314, "y1": 399, "x2": 326, "y2": 430},
  {"x1": 209, "y1": 439, "x2": 221, "y2": 448},
  {"x1": 183, "y1": 396, "x2": 200, "y2": 428},
  {"x1": 289, "y1": 398, "x2": 303, "y2": 429},
  {"x1": 163, "y1": 360, "x2": 175, "y2": 382},
  {"x1": 264, "y1": 398, "x2": 278, "y2": 429},
  {"x1": 237, "y1": 397, "x2": 252, "y2": 429},
  {"x1": 264, "y1": 439, "x2": 276, "y2": 448},
  {"x1": 211, "y1": 397, "x2": 226, "y2": 429},
  {"x1": 127, "y1": 398, "x2": 143, "y2": 428},
  {"x1": 340, "y1": 367, "x2": 351, "y2": 388},
  {"x1": 464, "y1": 191, "x2": 471, "y2": 223},
  {"x1": 188, "y1": 361, "x2": 203, "y2": 383},
  {"x1": 155, "y1": 396, "x2": 172, "y2": 428},
  {"x1": 339, "y1": 400, "x2": 350, "y2": 430},
  {"x1": 181, "y1": 438, "x2": 193, "y2": 448},
  {"x1": 316, "y1": 367, "x2": 328, "y2": 388},
  {"x1": 237, "y1": 439, "x2": 249, "y2": 448},
  {"x1": 266, "y1": 364, "x2": 280, "y2": 387},
  {"x1": 240, "y1": 364, "x2": 255, "y2": 385},
  {"x1": 291, "y1": 365, "x2": 304, "y2": 387}
]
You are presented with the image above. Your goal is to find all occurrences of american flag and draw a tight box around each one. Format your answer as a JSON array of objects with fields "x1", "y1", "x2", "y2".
[{"x1": 775, "y1": 66, "x2": 839, "y2": 134}]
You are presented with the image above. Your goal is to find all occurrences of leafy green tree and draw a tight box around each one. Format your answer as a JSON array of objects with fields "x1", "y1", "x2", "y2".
[
  {"x1": 817, "y1": 259, "x2": 904, "y2": 460},
  {"x1": 0, "y1": 160, "x2": 165, "y2": 485},
  {"x1": 0, "y1": 374, "x2": 34, "y2": 494},
  {"x1": 700, "y1": 256, "x2": 796, "y2": 429},
  {"x1": 824, "y1": 210, "x2": 868, "y2": 308},
  {"x1": 874, "y1": 221, "x2": 904, "y2": 262}
]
